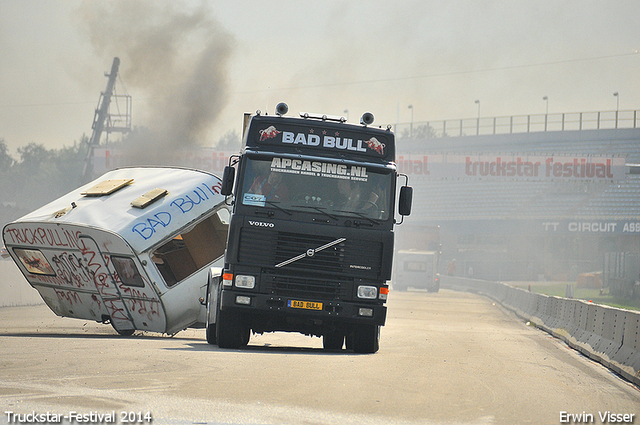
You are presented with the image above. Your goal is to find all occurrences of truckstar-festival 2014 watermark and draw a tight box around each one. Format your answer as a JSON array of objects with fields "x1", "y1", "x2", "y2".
[{"x1": 4, "y1": 411, "x2": 153, "y2": 424}]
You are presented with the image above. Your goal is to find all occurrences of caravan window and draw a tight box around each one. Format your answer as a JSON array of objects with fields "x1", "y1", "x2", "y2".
[
  {"x1": 13, "y1": 248, "x2": 56, "y2": 276},
  {"x1": 112, "y1": 256, "x2": 145, "y2": 287},
  {"x1": 151, "y1": 207, "x2": 230, "y2": 287}
]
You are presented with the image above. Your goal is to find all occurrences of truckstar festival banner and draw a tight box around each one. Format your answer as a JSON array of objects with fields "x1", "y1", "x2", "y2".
[
  {"x1": 397, "y1": 154, "x2": 626, "y2": 181},
  {"x1": 91, "y1": 149, "x2": 625, "y2": 183}
]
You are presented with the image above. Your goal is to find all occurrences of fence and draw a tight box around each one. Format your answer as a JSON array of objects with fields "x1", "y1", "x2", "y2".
[
  {"x1": 441, "y1": 274, "x2": 640, "y2": 386},
  {"x1": 395, "y1": 109, "x2": 640, "y2": 139}
]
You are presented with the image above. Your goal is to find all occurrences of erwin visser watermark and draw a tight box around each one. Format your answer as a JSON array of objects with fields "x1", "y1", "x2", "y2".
[{"x1": 560, "y1": 411, "x2": 635, "y2": 424}]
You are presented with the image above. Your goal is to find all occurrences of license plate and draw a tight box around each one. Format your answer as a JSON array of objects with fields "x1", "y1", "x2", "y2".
[{"x1": 288, "y1": 300, "x2": 323, "y2": 310}]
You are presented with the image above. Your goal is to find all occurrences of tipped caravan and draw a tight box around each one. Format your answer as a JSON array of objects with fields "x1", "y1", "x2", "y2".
[{"x1": 2, "y1": 167, "x2": 229, "y2": 336}]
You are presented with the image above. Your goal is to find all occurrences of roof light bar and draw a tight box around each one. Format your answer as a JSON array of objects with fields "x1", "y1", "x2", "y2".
[{"x1": 300, "y1": 112, "x2": 347, "y2": 123}]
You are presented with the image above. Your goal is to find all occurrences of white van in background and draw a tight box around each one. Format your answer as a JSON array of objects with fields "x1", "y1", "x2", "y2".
[{"x1": 393, "y1": 250, "x2": 440, "y2": 293}]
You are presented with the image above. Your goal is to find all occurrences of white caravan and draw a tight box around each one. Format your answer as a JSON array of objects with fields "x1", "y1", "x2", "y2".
[{"x1": 2, "y1": 167, "x2": 229, "y2": 336}]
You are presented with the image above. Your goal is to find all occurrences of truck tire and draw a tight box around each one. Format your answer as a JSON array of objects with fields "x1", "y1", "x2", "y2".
[
  {"x1": 345, "y1": 333, "x2": 354, "y2": 350},
  {"x1": 205, "y1": 301, "x2": 217, "y2": 345},
  {"x1": 323, "y1": 331, "x2": 344, "y2": 350},
  {"x1": 352, "y1": 324, "x2": 380, "y2": 354},
  {"x1": 206, "y1": 323, "x2": 217, "y2": 345},
  {"x1": 216, "y1": 308, "x2": 250, "y2": 349},
  {"x1": 205, "y1": 280, "x2": 217, "y2": 345}
]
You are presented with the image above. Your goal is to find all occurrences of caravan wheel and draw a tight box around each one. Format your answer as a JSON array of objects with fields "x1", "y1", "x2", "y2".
[{"x1": 111, "y1": 322, "x2": 135, "y2": 336}]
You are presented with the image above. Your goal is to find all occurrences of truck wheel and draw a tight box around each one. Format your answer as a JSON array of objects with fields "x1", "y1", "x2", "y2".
[
  {"x1": 205, "y1": 281, "x2": 217, "y2": 345},
  {"x1": 206, "y1": 324, "x2": 217, "y2": 345},
  {"x1": 323, "y1": 331, "x2": 344, "y2": 350},
  {"x1": 345, "y1": 333, "x2": 354, "y2": 350},
  {"x1": 216, "y1": 308, "x2": 249, "y2": 349},
  {"x1": 352, "y1": 324, "x2": 380, "y2": 354}
]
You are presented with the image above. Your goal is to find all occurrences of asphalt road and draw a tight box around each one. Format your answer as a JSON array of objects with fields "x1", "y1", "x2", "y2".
[{"x1": 1, "y1": 289, "x2": 638, "y2": 425}]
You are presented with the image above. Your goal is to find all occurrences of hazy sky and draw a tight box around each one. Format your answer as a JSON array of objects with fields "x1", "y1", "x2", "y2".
[{"x1": 1, "y1": 0, "x2": 639, "y2": 153}]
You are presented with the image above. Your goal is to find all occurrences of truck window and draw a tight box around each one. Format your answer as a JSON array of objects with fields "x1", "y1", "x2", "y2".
[
  {"x1": 240, "y1": 157, "x2": 393, "y2": 220},
  {"x1": 151, "y1": 208, "x2": 229, "y2": 287}
]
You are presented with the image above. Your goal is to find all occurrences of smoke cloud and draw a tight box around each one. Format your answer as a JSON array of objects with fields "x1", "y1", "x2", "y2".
[{"x1": 75, "y1": 0, "x2": 235, "y2": 158}]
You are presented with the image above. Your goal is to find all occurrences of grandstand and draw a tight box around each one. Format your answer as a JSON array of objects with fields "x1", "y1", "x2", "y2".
[{"x1": 395, "y1": 111, "x2": 640, "y2": 282}]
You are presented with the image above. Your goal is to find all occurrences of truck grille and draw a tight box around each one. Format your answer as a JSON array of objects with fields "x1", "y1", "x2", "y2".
[
  {"x1": 275, "y1": 232, "x2": 345, "y2": 273},
  {"x1": 263, "y1": 273, "x2": 349, "y2": 300},
  {"x1": 238, "y1": 228, "x2": 382, "y2": 278}
]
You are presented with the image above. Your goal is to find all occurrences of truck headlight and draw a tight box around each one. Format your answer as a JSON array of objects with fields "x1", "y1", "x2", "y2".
[
  {"x1": 357, "y1": 285, "x2": 378, "y2": 299},
  {"x1": 235, "y1": 275, "x2": 255, "y2": 289}
]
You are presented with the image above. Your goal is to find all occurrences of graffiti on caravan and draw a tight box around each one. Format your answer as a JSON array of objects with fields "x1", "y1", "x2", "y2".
[
  {"x1": 130, "y1": 182, "x2": 222, "y2": 241},
  {"x1": 397, "y1": 154, "x2": 625, "y2": 181}
]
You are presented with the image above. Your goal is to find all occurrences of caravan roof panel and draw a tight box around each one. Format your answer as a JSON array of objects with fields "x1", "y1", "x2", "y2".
[{"x1": 10, "y1": 167, "x2": 225, "y2": 253}]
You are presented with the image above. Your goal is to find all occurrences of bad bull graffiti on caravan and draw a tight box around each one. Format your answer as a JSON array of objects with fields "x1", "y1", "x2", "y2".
[{"x1": 2, "y1": 167, "x2": 229, "y2": 336}]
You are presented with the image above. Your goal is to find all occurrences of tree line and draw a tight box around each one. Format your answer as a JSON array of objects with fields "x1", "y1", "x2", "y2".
[{"x1": 0, "y1": 137, "x2": 88, "y2": 228}]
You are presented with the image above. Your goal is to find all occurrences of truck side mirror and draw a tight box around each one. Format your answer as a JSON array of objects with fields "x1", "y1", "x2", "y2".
[
  {"x1": 398, "y1": 186, "x2": 413, "y2": 216},
  {"x1": 221, "y1": 166, "x2": 235, "y2": 196}
]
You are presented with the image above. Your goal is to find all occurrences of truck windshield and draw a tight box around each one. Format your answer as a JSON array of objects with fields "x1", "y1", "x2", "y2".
[{"x1": 239, "y1": 157, "x2": 393, "y2": 220}]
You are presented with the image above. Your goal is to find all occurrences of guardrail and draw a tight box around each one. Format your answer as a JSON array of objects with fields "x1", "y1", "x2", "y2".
[
  {"x1": 440, "y1": 275, "x2": 640, "y2": 386},
  {"x1": 395, "y1": 109, "x2": 640, "y2": 138}
]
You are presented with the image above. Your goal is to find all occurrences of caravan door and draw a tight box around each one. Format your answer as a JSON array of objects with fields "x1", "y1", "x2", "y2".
[{"x1": 78, "y1": 235, "x2": 166, "y2": 334}]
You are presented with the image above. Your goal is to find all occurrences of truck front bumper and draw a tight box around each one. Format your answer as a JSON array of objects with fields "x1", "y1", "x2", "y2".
[{"x1": 219, "y1": 289, "x2": 387, "y2": 327}]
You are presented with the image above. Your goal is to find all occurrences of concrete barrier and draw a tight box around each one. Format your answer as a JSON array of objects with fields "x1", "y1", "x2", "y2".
[
  {"x1": 0, "y1": 260, "x2": 43, "y2": 307},
  {"x1": 611, "y1": 312, "x2": 640, "y2": 382},
  {"x1": 441, "y1": 274, "x2": 640, "y2": 386}
]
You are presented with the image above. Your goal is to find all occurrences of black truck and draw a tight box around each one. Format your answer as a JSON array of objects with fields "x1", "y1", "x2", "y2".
[{"x1": 205, "y1": 104, "x2": 412, "y2": 353}]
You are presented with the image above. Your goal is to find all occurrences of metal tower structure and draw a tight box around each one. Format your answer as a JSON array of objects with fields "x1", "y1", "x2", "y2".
[{"x1": 82, "y1": 57, "x2": 131, "y2": 181}]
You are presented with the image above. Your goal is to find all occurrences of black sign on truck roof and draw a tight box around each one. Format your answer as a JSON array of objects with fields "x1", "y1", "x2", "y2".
[{"x1": 244, "y1": 115, "x2": 395, "y2": 162}]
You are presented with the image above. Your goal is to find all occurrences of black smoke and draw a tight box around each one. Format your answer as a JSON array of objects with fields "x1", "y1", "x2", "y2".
[{"x1": 76, "y1": 0, "x2": 235, "y2": 159}]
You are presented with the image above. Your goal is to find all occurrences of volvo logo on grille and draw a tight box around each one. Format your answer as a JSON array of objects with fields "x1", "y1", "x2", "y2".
[
  {"x1": 275, "y1": 237, "x2": 346, "y2": 268},
  {"x1": 248, "y1": 220, "x2": 274, "y2": 227}
]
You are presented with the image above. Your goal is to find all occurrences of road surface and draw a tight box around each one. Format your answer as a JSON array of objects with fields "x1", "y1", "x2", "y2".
[{"x1": 1, "y1": 289, "x2": 638, "y2": 425}]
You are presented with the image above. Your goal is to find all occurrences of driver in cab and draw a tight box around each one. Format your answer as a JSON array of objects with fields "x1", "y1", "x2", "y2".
[
  {"x1": 336, "y1": 179, "x2": 378, "y2": 212},
  {"x1": 249, "y1": 170, "x2": 289, "y2": 202}
]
